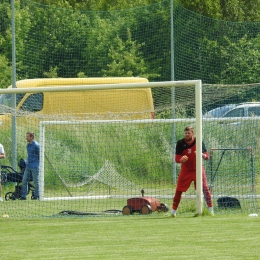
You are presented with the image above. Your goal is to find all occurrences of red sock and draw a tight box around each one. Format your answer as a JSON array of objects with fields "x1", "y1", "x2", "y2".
[
  {"x1": 172, "y1": 190, "x2": 183, "y2": 210},
  {"x1": 203, "y1": 186, "x2": 213, "y2": 207}
]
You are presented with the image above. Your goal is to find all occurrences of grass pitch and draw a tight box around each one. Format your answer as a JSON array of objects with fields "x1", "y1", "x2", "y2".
[{"x1": 0, "y1": 214, "x2": 259, "y2": 260}]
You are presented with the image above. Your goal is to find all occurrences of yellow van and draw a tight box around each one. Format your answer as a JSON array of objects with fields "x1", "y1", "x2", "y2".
[{"x1": 0, "y1": 78, "x2": 154, "y2": 126}]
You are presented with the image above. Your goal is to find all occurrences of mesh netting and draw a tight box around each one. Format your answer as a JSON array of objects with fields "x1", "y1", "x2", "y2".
[{"x1": 0, "y1": 0, "x2": 259, "y2": 217}]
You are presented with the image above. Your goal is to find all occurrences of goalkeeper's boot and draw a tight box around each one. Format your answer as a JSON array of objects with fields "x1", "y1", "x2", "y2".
[
  {"x1": 208, "y1": 207, "x2": 214, "y2": 216},
  {"x1": 171, "y1": 209, "x2": 176, "y2": 218}
]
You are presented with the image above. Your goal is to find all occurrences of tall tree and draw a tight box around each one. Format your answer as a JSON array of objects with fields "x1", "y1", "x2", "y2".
[{"x1": 179, "y1": 0, "x2": 260, "y2": 21}]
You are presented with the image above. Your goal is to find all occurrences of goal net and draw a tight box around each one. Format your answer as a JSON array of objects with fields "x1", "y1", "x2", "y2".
[
  {"x1": 1, "y1": 0, "x2": 260, "y2": 218},
  {"x1": 208, "y1": 148, "x2": 255, "y2": 211},
  {"x1": 0, "y1": 79, "x2": 259, "y2": 218},
  {"x1": 0, "y1": 79, "x2": 203, "y2": 217}
]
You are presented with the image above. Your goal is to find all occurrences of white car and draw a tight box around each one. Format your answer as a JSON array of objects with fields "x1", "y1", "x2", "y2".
[
  {"x1": 204, "y1": 104, "x2": 237, "y2": 118},
  {"x1": 222, "y1": 103, "x2": 260, "y2": 117}
]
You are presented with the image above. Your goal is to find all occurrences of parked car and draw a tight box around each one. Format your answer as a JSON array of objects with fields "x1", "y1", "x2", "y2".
[
  {"x1": 203, "y1": 104, "x2": 237, "y2": 118},
  {"x1": 222, "y1": 102, "x2": 260, "y2": 117}
]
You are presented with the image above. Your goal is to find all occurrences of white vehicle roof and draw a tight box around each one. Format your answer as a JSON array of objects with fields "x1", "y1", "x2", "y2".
[{"x1": 234, "y1": 102, "x2": 260, "y2": 108}]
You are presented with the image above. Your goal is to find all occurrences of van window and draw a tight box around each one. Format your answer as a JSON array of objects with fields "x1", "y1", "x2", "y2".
[
  {"x1": 0, "y1": 93, "x2": 25, "y2": 107},
  {"x1": 0, "y1": 93, "x2": 26, "y2": 114},
  {"x1": 20, "y1": 93, "x2": 43, "y2": 112}
]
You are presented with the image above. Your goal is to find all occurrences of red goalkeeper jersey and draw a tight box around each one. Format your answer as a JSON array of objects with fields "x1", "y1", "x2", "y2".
[{"x1": 175, "y1": 138, "x2": 209, "y2": 171}]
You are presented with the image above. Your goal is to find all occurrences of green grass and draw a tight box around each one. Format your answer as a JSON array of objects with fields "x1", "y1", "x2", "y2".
[{"x1": 0, "y1": 214, "x2": 259, "y2": 259}]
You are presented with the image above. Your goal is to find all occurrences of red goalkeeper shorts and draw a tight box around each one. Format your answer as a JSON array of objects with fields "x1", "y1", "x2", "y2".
[{"x1": 176, "y1": 167, "x2": 209, "y2": 192}]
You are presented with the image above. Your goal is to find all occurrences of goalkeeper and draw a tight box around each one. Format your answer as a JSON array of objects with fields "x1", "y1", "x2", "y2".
[{"x1": 171, "y1": 126, "x2": 213, "y2": 217}]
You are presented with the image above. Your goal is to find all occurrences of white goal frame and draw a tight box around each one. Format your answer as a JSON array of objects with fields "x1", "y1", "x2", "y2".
[{"x1": 36, "y1": 80, "x2": 203, "y2": 214}]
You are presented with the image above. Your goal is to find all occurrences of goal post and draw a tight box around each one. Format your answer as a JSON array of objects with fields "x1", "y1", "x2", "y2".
[{"x1": 195, "y1": 80, "x2": 203, "y2": 215}]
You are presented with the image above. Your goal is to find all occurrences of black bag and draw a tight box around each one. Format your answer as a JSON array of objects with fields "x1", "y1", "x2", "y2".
[{"x1": 217, "y1": 196, "x2": 241, "y2": 208}]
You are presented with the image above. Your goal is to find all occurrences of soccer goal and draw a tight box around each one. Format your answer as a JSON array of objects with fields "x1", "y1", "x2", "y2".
[
  {"x1": 1, "y1": 79, "x2": 259, "y2": 217},
  {"x1": 34, "y1": 79, "x2": 205, "y2": 215}
]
